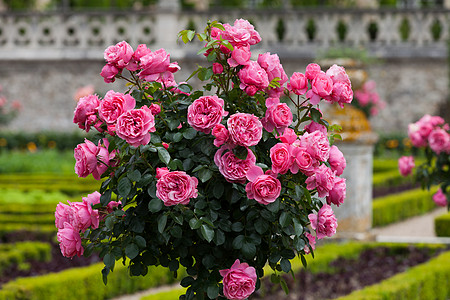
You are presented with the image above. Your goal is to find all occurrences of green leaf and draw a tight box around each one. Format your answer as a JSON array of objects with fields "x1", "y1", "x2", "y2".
[
  {"x1": 148, "y1": 198, "x2": 162, "y2": 213},
  {"x1": 172, "y1": 213, "x2": 183, "y2": 225},
  {"x1": 255, "y1": 218, "x2": 269, "y2": 234},
  {"x1": 158, "y1": 214, "x2": 168, "y2": 233},
  {"x1": 200, "y1": 224, "x2": 214, "y2": 242},
  {"x1": 180, "y1": 276, "x2": 195, "y2": 287},
  {"x1": 168, "y1": 260, "x2": 180, "y2": 272},
  {"x1": 207, "y1": 284, "x2": 219, "y2": 299},
  {"x1": 280, "y1": 258, "x2": 291, "y2": 273},
  {"x1": 170, "y1": 226, "x2": 183, "y2": 238},
  {"x1": 131, "y1": 89, "x2": 143, "y2": 102},
  {"x1": 125, "y1": 243, "x2": 139, "y2": 260},
  {"x1": 168, "y1": 119, "x2": 181, "y2": 130},
  {"x1": 183, "y1": 128, "x2": 197, "y2": 140},
  {"x1": 293, "y1": 218, "x2": 303, "y2": 236},
  {"x1": 127, "y1": 169, "x2": 141, "y2": 182},
  {"x1": 197, "y1": 168, "x2": 213, "y2": 183},
  {"x1": 267, "y1": 200, "x2": 280, "y2": 213},
  {"x1": 279, "y1": 212, "x2": 291, "y2": 227},
  {"x1": 242, "y1": 241, "x2": 256, "y2": 259},
  {"x1": 118, "y1": 177, "x2": 132, "y2": 197},
  {"x1": 310, "y1": 108, "x2": 322, "y2": 123},
  {"x1": 189, "y1": 218, "x2": 202, "y2": 230},
  {"x1": 103, "y1": 253, "x2": 115, "y2": 269},
  {"x1": 157, "y1": 147, "x2": 171, "y2": 165},
  {"x1": 100, "y1": 190, "x2": 112, "y2": 206},
  {"x1": 232, "y1": 235, "x2": 245, "y2": 249},
  {"x1": 192, "y1": 165, "x2": 206, "y2": 172},
  {"x1": 213, "y1": 183, "x2": 224, "y2": 199},
  {"x1": 134, "y1": 236, "x2": 147, "y2": 248},
  {"x1": 231, "y1": 222, "x2": 244, "y2": 232},
  {"x1": 187, "y1": 30, "x2": 195, "y2": 41},
  {"x1": 101, "y1": 267, "x2": 110, "y2": 285},
  {"x1": 300, "y1": 254, "x2": 308, "y2": 268},
  {"x1": 280, "y1": 277, "x2": 290, "y2": 295},
  {"x1": 270, "y1": 273, "x2": 280, "y2": 284},
  {"x1": 105, "y1": 216, "x2": 115, "y2": 230}
]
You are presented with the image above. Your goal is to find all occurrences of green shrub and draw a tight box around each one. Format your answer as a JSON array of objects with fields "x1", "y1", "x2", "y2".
[
  {"x1": 0, "y1": 131, "x2": 87, "y2": 151},
  {"x1": 0, "y1": 241, "x2": 51, "y2": 274},
  {"x1": 0, "y1": 214, "x2": 55, "y2": 225},
  {"x1": 0, "y1": 203, "x2": 57, "y2": 214},
  {"x1": 435, "y1": 212, "x2": 450, "y2": 237},
  {"x1": 372, "y1": 169, "x2": 412, "y2": 188},
  {"x1": 336, "y1": 250, "x2": 450, "y2": 300},
  {"x1": 0, "y1": 224, "x2": 56, "y2": 237},
  {"x1": 373, "y1": 187, "x2": 438, "y2": 227},
  {"x1": 0, "y1": 188, "x2": 68, "y2": 205}
]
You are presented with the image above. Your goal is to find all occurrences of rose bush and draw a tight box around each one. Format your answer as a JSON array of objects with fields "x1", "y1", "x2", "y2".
[
  {"x1": 399, "y1": 114, "x2": 450, "y2": 209},
  {"x1": 56, "y1": 19, "x2": 353, "y2": 299}
]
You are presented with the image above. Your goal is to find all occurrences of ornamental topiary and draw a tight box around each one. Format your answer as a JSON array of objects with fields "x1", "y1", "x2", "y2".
[{"x1": 55, "y1": 19, "x2": 353, "y2": 299}]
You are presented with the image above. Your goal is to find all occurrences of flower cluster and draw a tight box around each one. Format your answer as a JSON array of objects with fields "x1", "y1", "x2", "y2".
[
  {"x1": 57, "y1": 19, "x2": 352, "y2": 299},
  {"x1": 352, "y1": 80, "x2": 385, "y2": 117},
  {"x1": 0, "y1": 85, "x2": 21, "y2": 126},
  {"x1": 399, "y1": 114, "x2": 450, "y2": 208}
]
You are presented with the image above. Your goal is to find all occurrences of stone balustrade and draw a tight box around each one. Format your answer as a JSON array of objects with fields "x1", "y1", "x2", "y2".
[{"x1": 0, "y1": 8, "x2": 448, "y2": 60}]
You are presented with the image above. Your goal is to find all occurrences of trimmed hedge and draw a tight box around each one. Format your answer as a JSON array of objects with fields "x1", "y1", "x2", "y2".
[
  {"x1": 0, "y1": 214, "x2": 55, "y2": 225},
  {"x1": 435, "y1": 211, "x2": 450, "y2": 237},
  {"x1": 0, "y1": 261, "x2": 183, "y2": 300},
  {"x1": 0, "y1": 224, "x2": 56, "y2": 237},
  {"x1": 0, "y1": 241, "x2": 51, "y2": 274},
  {"x1": 373, "y1": 187, "x2": 438, "y2": 227},
  {"x1": 335, "y1": 250, "x2": 450, "y2": 300},
  {"x1": 0, "y1": 203, "x2": 57, "y2": 214},
  {"x1": 372, "y1": 169, "x2": 411, "y2": 188}
]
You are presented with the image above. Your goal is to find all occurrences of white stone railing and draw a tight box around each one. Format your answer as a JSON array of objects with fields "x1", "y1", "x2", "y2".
[{"x1": 0, "y1": 8, "x2": 448, "y2": 60}]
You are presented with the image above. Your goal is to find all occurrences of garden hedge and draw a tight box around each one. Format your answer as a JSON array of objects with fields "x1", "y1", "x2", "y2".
[
  {"x1": 0, "y1": 214, "x2": 55, "y2": 225},
  {"x1": 335, "y1": 250, "x2": 450, "y2": 300},
  {"x1": 0, "y1": 241, "x2": 51, "y2": 274},
  {"x1": 435, "y1": 211, "x2": 450, "y2": 237},
  {"x1": 372, "y1": 169, "x2": 411, "y2": 188},
  {"x1": 0, "y1": 224, "x2": 56, "y2": 238},
  {"x1": 0, "y1": 260, "x2": 184, "y2": 300},
  {"x1": 373, "y1": 187, "x2": 438, "y2": 227}
]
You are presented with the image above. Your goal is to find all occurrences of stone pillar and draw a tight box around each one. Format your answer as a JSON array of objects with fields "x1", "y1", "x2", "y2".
[
  {"x1": 444, "y1": 0, "x2": 450, "y2": 9},
  {"x1": 156, "y1": 0, "x2": 183, "y2": 58}
]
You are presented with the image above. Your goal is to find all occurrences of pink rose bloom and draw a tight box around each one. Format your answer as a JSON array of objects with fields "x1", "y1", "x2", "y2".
[
  {"x1": 291, "y1": 146, "x2": 317, "y2": 176},
  {"x1": 139, "y1": 48, "x2": 174, "y2": 82},
  {"x1": 213, "y1": 63, "x2": 224, "y2": 74},
  {"x1": 227, "y1": 113, "x2": 263, "y2": 147},
  {"x1": 257, "y1": 52, "x2": 288, "y2": 97},
  {"x1": 214, "y1": 146, "x2": 256, "y2": 184},
  {"x1": 304, "y1": 232, "x2": 316, "y2": 255},
  {"x1": 73, "y1": 94, "x2": 101, "y2": 132},
  {"x1": 57, "y1": 222, "x2": 84, "y2": 258},
  {"x1": 116, "y1": 105, "x2": 156, "y2": 147},
  {"x1": 220, "y1": 259, "x2": 257, "y2": 300},
  {"x1": 233, "y1": 18, "x2": 261, "y2": 45},
  {"x1": 100, "y1": 64, "x2": 119, "y2": 83},
  {"x1": 238, "y1": 61, "x2": 269, "y2": 96},
  {"x1": 187, "y1": 95, "x2": 228, "y2": 134},
  {"x1": 398, "y1": 156, "x2": 415, "y2": 177},
  {"x1": 74, "y1": 139, "x2": 112, "y2": 180},
  {"x1": 71, "y1": 193, "x2": 100, "y2": 232},
  {"x1": 433, "y1": 188, "x2": 447, "y2": 207},
  {"x1": 270, "y1": 143, "x2": 293, "y2": 175},
  {"x1": 212, "y1": 124, "x2": 230, "y2": 147},
  {"x1": 305, "y1": 63, "x2": 322, "y2": 80},
  {"x1": 245, "y1": 166, "x2": 281, "y2": 205},
  {"x1": 261, "y1": 98, "x2": 293, "y2": 134},
  {"x1": 304, "y1": 121, "x2": 327, "y2": 135},
  {"x1": 106, "y1": 200, "x2": 122, "y2": 214},
  {"x1": 301, "y1": 130, "x2": 330, "y2": 162},
  {"x1": 228, "y1": 46, "x2": 251, "y2": 67},
  {"x1": 305, "y1": 73, "x2": 333, "y2": 105},
  {"x1": 149, "y1": 103, "x2": 161, "y2": 115},
  {"x1": 328, "y1": 145, "x2": 346, "y2": 176},
  {"x1": 305, "y1": 164, "x2": 335, "y2": 198},
  {"x1": 104, "y1": 41, "x2": 134, "y2": 68},
  {"x1": 55, "y1": 201, "x2": 74, "y2": 230},
  {"x1": 326, "y1": 177, "x2": 346, "y2": 207},
  {"x1": 287, "y1": 72, "x2": 308, "y2": 95},
  {"x1": 126, "y1": 44, "x2": 152, "y2": 71},
  {"x1": 221, "y1": 19, "x2": 261, "y2": 49},
  {"x1": 428, "y1": 128, "x2": 450, "y2": 154},
  {"x1": 326, "y1": 64, "x2": 351, "y2": 85},
  {"x1": 279, "y1": 128, "x2": 297, "y2": 144},
  {"x1": 308, "y1": 204, "x2": 338, "y2": 239},
  {"x1": 156, "y1": 169, "x2": 198, "y2": 206},
  {"x1": 329, "y1": 82, "x2": 353, "y2": 108},
  {"x1": 408, "y1": 123, "x2": 428, "y2": 148},
  {"x1": 99, "y1": 90, "x2": 136, "y2": 125}
]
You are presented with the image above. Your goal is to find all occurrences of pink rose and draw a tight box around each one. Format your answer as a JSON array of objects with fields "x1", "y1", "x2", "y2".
[
  {"x1": 433, "y1": 188, "x2": 447, "y2": 207},
  {"x1": 156, "y1": 169, "x2": 198, "y2": 206},
  {"x1": 238, "y1": 61, "x2": 269, "y2": 96},
  {"x1": 408, "y1": 123, "x2": 428, "y2": 148},
  {"x1": 305, "y1": 63, "x2": 322, "y2": 80},
  {"x1": 304, "y1": 121, "x2": 327, "y2": 135},
  {"x1": 149, "y1": 103, "x2": 161, "y2": 115},
  {"x1": 71, "y1": 192, "x2": 100, "y2": 232},
  {"x1": 73, "y1": 94, "x2": 100, "y2": 132},
  {"x1": 245, "y1": 166, "x2": 281, "y2": 205},
  {"x1": 428, "y1": 128, "x2": 450, "y2": 154},
  {"x1": 232, "y1": 18, "x2": 261, "y2": 45},
  {"x1": 139, "y1": 48, "x2": 174, "y2": 82},
  {"x1": 261, "y1": 98, "x2": 292, "y2": 134},
  {"x1": 398, "y1": 156, "x2": 415, "y2": 177},
  {"x1": 187, "y1": 95, "x2": 228, "y2": 134},
  {"x1": 55, "y1": 201, "x2": 74, "y2": 230},
  {"x1": 291, "y1": 146, "x2": 317, "y2": 176},
  {"x1": 221, "y1": 19, "x2": 261, "y2": 49},
  {"x1": 257, "y1": 52, "x2": 288, "y2": 97},
  {"x1": 305, "y1": 72, "x2": 333, "y2": 105},
  {"x1": 74, "y1": 139, "x2": 112, "y2": 180},
  {"x1": 213, "y1": 63, "x2": 224, "y2": 74},
  {"x1": 329, "y1": 82, "x2": 353, "y2": 108},
  {"x1": 100, "y1": 64, "x2": 119, "y2": 83},
  {"x1": 116, "y1": 105, "x2": 156, "y2": 147},
  {"x1": 106, "y1": 200, "x2": 122, "y2": 214},
  {"x1": 326, "y1": 177, "x2": 346, "y2": 207},
  {"x1": 228, "y1": 46, "x2": 251, "y2": 67},
  {"x1": 325, "y1": 64, "x2": 351, "y2": 85},
  {"x1": 227, "y1": 113, "x2": 263, "y2": 147},
  {"x1": 305, "y1": 164, "x2": 335, "y2": 198},
  {"x1": 104, "y1": 41, "x2": 134, "y2": 68},
  {"x1": 308, "y1": 204, "x2": 338, "y2": 239},
  {"x1": 279, "y1": 128, "x2": 297, "y2": 144},
  {"x1": 270, "y1": 143, "x2": 293, "y2": 175},
  {"x1": 287, "y1": 72, "x2": 308, "y2": 95},
  {"x1": 57, "y1": 222, "x2": 84, "y2": 258},
  {"x1": 212, "y1": 124, "x2": 230, "y2": 147},
  {"x1": 328, "y1": 145, "x2": 346, "y2": 176},
  {"x1": 220, "y1": 259, "x2": 257, "y2": 300},
  {"x1": 301, "y1": 130, "x2": 330, "y2": 162},
  {"x1": 126, "y1": 44, "x2": 152, "y2": 71},
  {"x1": 214, "y1": 146, "x2": 256, "y2": 184},
  {"x1": 99, "y1": 90, "x2": 136, "y2": 125},
  {"x1": 304, "y1": 232, "x2": 316, "y2": 255}
]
